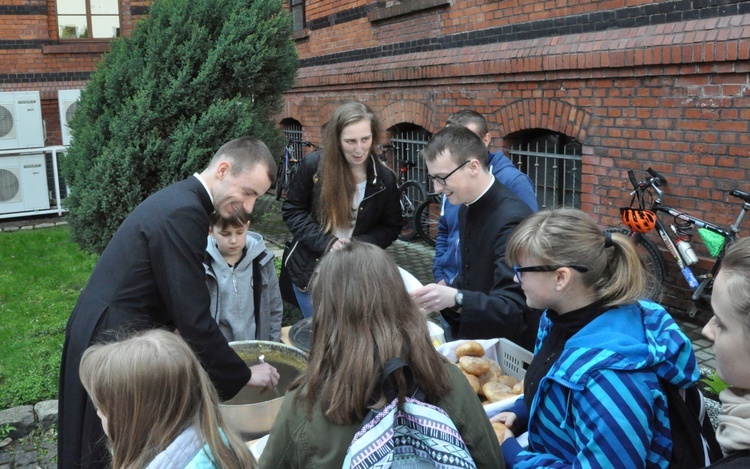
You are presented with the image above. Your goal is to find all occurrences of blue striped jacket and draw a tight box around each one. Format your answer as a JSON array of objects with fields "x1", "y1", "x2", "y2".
[{"x1": 506, "y1": 300, "x2": 699, "y2": 468}]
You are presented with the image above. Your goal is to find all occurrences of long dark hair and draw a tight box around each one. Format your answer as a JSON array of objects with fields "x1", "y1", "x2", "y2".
[
  {"x1": 290, "y1": 241, "x2": 451, "y2": 425},
  {"x1": 316, "y1": 102, "x2": 383, "y2": 232}
]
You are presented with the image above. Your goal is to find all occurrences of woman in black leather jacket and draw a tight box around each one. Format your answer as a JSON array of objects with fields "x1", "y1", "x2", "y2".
[{"x1": 281, "y1": 102, "x2": 403, "y2": 317}]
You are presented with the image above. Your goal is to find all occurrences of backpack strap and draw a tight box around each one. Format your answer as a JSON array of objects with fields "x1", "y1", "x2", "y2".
[{"x1": 379, "y1": 358, "x2": 424, "y2": 403}]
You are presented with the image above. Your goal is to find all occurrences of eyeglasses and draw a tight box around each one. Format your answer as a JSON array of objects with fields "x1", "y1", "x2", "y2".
[
  {"x1": 512, "y1": 265, "x2": 589, "y2": 284},
  {"x1": 427, "y1": 160, "x2": 469, "y2": 186}
]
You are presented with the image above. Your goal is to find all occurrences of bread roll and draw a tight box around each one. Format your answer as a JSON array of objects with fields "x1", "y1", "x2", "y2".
[
  {"x1": 477, "y1": 366, "x2": 499, "y2": 391},
  {"x1": 495, "y1": 374, "x2": 518, "y2": 389},
  {"x1": 461, "y1": 370, "x2": 480, "y2": 393},
  {"x1": 458, "y1": 356, "x2": 491, "y2": 376},
  {"x1": 491, "y1": 421, "x2": 510, "y2": 444},
  {"x1": 487, "y1": 359, "x2": 503, "y2": 377},
  {"x1": 455, "y1": 341, "x2": 485, "y2": 358},
  {"x1": 482, "y1": 382, "x2": 516, "y2": 403},
  {"x1": 512, "y1": 379, "x2": 524, "y2": 395}
]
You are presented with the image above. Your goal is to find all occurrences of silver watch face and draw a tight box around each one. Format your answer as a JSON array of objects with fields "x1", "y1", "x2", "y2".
[{"x1": 455, "y1": 291, "x2": 463, "y2": 306}]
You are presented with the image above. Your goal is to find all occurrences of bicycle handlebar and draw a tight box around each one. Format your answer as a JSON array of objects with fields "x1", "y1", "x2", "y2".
[
  {"x1": 628, "y1": 170, "x2": 639, "y2": 190},
  {"x1": 646, "y1": 167, "x2": 668, "y2": 186},
  {"x1": 287, "y1": 140, "x2": 319, "y2": 149},
  {"x1": 628, "y1": 167, "x2": 667, "y2": 199}
]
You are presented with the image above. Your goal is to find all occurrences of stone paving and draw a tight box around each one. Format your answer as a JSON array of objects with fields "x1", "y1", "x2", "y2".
[{"x1": 0, "y1": 193, "x2": 718, "y2": 467}]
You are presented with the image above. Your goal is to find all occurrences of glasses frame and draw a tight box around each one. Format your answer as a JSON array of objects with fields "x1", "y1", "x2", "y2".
[
  {"x1": 427, "y1": 160, "x2": 469, "y2": 186},
  {"x1": 512, "y1": 264, "x2": 589, "y2": 284}
]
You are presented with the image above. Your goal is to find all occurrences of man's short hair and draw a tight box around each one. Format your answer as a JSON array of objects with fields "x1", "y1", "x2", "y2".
[
  {"x1": 422, "y1": 126, "x2": 488, "y2": 169},
  {"x1": 445, "y1": 109, "x2": 488, "y2": 136},
  {"x1": 209, "y1": 137, "x2": 276, "y2": 183}
]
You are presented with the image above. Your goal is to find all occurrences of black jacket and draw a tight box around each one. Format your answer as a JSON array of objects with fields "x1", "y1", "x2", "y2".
[
  {"x1": 443, "y1": 179, "x2": 540, "y2": 351},
  {"x1": 58, "y1": 177, "x2": 250, "y2": 469},
  {"x1": 281, "y1": 152, "x2": 403, "y2": 289}
]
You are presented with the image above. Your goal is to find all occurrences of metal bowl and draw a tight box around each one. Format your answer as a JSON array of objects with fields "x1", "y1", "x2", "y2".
[{"x1": 219, "y1": 340, "x2": 307, "y2": 440}]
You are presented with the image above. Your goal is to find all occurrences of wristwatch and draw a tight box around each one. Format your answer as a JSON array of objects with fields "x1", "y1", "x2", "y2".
[{"x1": 454, "y1": 290, "x2": 464, "y2": 307}]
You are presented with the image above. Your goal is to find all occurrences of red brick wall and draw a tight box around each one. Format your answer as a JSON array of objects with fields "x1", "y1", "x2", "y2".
[
  {"x1": 0, "y1": 0, "x2": 150, "y2": 144},
  {"x1": 282, "y1": 0, "x2": 750, "y2": 318}
]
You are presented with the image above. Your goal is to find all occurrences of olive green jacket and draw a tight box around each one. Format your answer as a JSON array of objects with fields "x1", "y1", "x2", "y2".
[{"x1": 258, "y1": 361, "x2": 505, "y2": 468}]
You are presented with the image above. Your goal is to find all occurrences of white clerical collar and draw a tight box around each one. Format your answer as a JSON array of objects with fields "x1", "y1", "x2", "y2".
[
  {"x1": 466, "y1": 178, "x2": 495, "y2": 205},
  {"x1": 193, "y1": 173, "x2": 214, "y2": 204}
]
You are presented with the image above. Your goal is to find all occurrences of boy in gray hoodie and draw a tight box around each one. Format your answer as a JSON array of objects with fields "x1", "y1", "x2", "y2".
[{"x1": 204, "y1": 211, "x2": 282, "y2": 342}]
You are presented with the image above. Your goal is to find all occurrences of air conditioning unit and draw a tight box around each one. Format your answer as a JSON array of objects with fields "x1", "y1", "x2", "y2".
[
  {"x1": 58, "y1": 89, "x2": 81, "y2": 146},
  {"x1": 0, "y1": 91, "x2": 45, "y2": 150},
  {"x1": 0, "y1": 154, "x2": 50, "y2": 215}
]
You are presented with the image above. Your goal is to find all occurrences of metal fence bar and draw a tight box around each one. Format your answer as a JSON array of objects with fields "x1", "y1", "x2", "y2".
[
  {"x1": 282, "y1": 124, "x2": 304, "y2": 161},
  {"x1": 507, "y1": 140, "x2": 582, "y2": 209},
  {"x1": 391, "y1": 129, "x2": 430, "y2": 189}
]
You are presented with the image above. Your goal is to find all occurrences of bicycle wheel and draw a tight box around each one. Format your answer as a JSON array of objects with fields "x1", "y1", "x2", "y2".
[
  {"x1": 275, "y1": 163, "x2": 285, "y2": 200},
  {"x1": 607, "y1": 228, "x2": 665, "y2": 302},
  {"x1": 397, "y1": 181, "x2": 426, "y2": 241},
  {"x1": 415, "y1": 195, "x2": 440, "y2": 247}
]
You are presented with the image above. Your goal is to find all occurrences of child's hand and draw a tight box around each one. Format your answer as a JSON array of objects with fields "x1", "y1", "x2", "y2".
[
  {"x1": 331, "y1": 238, "x2": 351, "y2": 251},
  {"x1": 491, "y1": 411, "x2": 517, "y2": 435},
  {"x1": 247, "y1": 363, "x2": 280, "y2": 392}
]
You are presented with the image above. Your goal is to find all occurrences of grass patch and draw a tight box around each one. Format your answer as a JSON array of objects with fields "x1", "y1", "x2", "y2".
[
  {"x1": 0, "y1": 221, "x2": 300, "y2": 411},
  {"x1": 0, "y1": 227, "x2": 97, "y2": 409}
]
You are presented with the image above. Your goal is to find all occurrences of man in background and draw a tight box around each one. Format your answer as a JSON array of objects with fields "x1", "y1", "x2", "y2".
[
  {"x1": 411, "y1": 127, "x2": 539, "y2": 351},
  {"x1": 433, "y1": 109, "x2": 538, "y2": 291}
]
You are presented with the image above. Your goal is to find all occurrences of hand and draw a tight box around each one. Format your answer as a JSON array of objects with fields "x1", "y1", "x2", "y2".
[
  {"x1": 410, "y1": 283, "x2": 458, "y2": 312},
  {"x1": 247, "y1": 363, "x2": 280, "y2": 393},
  {"x1": 491, "y1": 411, "x2": 517, "y2": 435},
  {"x1": 331, "y1": 238, "x2": 351, "y2": 251}
]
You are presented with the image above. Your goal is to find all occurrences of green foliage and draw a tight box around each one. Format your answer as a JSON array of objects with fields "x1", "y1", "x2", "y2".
[
  {"x1": 701, "y1": 369, "x2": 729, "y2": 396},
  {"x1": 0, "y1": 424, "x2": 16, "y2": 440},
  {"x1": 0, "y1": 227, "x2": 97, "y2": 409},
  {"x1": 63, "y1": 0, "x2": 297, "y2": 253}
]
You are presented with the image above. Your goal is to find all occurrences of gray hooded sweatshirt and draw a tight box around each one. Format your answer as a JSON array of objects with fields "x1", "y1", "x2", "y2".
[{"x1": 204, "y1": 232, "x2": 283, "y2": 342}]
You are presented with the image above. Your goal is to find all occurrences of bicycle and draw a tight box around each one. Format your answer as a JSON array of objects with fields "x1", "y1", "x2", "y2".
[
  {"x1": 414, "y1": 192, "x2": 441, "y2": 247},
  {"x1": 275, "y1": 140, "x2": 318, "y2": 200},
  {"x1": 382, "y1": 144, "x2": 427, "y2": 241},
  {"x1": 618, "y1": 167, "x2": 750, "y2": 317}
]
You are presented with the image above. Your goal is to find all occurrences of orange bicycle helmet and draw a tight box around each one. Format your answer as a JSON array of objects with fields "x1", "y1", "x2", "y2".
[{"x1": 620, "y1": 208, "x2": 657, "y2": 233}]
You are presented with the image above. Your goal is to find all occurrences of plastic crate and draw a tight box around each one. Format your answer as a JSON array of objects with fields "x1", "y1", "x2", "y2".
[
  {"x1": 495, "y1": 338, "x2": 533, "y2": 381},
  {"x1": 438, "y1": 338, "x2": 533, "y2": 381}
]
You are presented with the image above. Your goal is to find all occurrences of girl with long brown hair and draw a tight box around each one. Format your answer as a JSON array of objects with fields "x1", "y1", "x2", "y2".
[
  {"x1": 260, "y1": 241, "x2": 503, "y2": 467},
  {"x1": 281, "y1": 102, "x2": 402, "y2": 317}
]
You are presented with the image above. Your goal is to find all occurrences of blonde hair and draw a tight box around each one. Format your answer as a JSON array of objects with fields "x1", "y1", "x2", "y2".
[
  {"x1": 505, "y1": 208, "x2": 647, "y2": 308},
  {"x1": 316, "y1": 102, "x2": 384, "y2": 232},
  {"x1": 79, "y1": 329, "x2": 255, "y2": 469},
  {"x1": 291, "y1": 241, "x2": 450, "y2": 425},
  {"x1": 717, "y1": 237, "x2": 750, "y2": 337}
]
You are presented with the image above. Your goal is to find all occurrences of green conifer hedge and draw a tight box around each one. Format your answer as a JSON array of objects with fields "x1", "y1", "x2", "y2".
[{"x1": 63, "y1": 0, "x2": 297, "y2": 253}]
